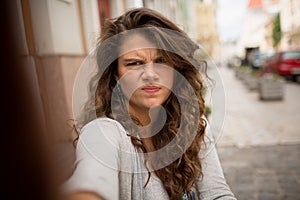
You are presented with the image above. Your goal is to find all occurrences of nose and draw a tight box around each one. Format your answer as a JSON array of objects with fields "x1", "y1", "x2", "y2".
[{"x1": 141, "y1": 64, "x2": 159, "y2": 82}]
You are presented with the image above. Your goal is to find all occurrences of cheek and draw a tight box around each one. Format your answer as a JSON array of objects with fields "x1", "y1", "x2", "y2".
[
  {"x1": 117, "y1": 64, "x2": 133, "y2": 93},
  {"x1": 160, "y1": 68, "x2": 174, "y2": 89},
  {"x1": 118, "y1": 70, "x2": 140, "y2": 98},
  {"x1": 117, "y1": 65, "x2": 126, "y2": 78}
]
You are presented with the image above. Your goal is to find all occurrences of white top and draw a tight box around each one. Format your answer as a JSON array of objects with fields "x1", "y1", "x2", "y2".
[{"x1": 62, "y1": 117, "x2": 236, "y2": 200}]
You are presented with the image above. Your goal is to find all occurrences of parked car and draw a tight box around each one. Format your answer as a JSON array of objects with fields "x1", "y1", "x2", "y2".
[
  {"x1": 264, "y1": 50, "x2": 300, "y2": 81},
  {"x1": 251, "y1": 52, "x2": 271, "y2": 70}
]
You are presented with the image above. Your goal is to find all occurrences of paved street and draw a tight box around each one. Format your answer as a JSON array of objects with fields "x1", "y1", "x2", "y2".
[
  {"x1": 207, "y1": 65, "x2": 300, "y2": 199},
  {"x1": 218, "y1": 144, "x2": 300, "y2": 200}
]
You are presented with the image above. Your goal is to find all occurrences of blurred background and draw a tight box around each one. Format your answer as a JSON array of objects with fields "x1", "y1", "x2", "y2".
[{"x1": 4, "y1": 0, "x2": 300, "y2": 199}]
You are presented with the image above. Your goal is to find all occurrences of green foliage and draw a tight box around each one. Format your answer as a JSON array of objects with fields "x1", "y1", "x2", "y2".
[
  {"x1": 205, "y1": 105, "x2": 212, "y2": 116},
  {"x1": 272, "y1": 13, "x2": 281, "y2": 48}
]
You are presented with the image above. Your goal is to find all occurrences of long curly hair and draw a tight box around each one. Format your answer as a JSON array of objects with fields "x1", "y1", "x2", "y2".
[{"x1": 77, "y1": 8, "x2": 208, "y2": 199}]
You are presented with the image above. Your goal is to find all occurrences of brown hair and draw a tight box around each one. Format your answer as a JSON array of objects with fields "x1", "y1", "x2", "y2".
[{"x1": 78, "y1": 8, "x2": 208, "y2": 199}]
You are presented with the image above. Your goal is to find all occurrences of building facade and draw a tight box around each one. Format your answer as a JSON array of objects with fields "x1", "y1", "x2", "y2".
[
  {"x1": 21, "y1": 0, "x2": 101, "y2": 142},
  {"x1": 280, "y1": 0, "x2": 300, "y2": 50},
  {"x1": 235, "y1": 0, "x2": 282, "y2": 63},
  {"x1": 191, "y1": 0, "x2": 220, "y2": 60}
]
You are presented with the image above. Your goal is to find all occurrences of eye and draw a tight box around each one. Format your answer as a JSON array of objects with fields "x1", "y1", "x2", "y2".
[
  {"x1": 126, "y1": 60, "x2": 144, "y2": 66},
  {"x1": 155, "y1": 57, "x2": 167, "y2": 63}
]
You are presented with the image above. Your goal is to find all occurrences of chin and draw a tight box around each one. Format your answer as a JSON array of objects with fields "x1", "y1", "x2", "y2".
[{"x1": 141, "y1": 101, "x2": 161, "y2": 109}]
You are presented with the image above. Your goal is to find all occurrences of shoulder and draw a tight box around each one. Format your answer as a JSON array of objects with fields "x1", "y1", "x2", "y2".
[
  {"x1": 81, "y1": 117, "x2": 126, "y2": 134},
  {"x1": 79, "y1": 117, "x2": 127, "y2": 144}
]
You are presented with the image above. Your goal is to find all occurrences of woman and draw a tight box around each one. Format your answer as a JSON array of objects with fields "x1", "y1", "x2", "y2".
[{"x1": 63, "y1": 7, "x2": 236, "y2": 200}]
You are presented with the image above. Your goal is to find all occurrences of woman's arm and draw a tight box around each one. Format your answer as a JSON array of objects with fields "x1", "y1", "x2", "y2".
[{"x1": 61, "y1": 119, "x2": 122, "y2": 200}]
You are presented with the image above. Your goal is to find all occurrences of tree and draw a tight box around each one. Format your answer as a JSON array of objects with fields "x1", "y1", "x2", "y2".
[{"x1": 272, "y1": 13, "x2": 281, "y2": 48}]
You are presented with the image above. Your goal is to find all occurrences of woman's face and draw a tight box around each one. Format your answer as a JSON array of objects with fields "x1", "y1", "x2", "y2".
[{"x1": 117, "y1": 34, "x2": 174, "y2": 117}]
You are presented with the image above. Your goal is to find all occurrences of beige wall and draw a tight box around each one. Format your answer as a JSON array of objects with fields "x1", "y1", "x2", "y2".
[
  {"x1": 80, "y1": 0, "x2": 100, "y2": 53},
  {"x1": 261, "y1": 18, "x2": 274, "y2": 53},
  {"x1": 110, "y1": 0, "x2": 125, "y2": 18},
  {"x1": 35, "y1": 56, "x2": 84, "y2": 141},
  {"x1": 143, "y1": 0, "x2": 181, "y2": 27},
  {"x1": 280, "y1": 0, "x2": 300, "y2": 50},
  {"x1": 194, "y1": 1, "x2": 220, "y2": 59},
  {"x1": 25, "y1": 0, "x2": 99, "y2": 141},
  {"x1": 29, "y1": 0, "x2": 84, "y2": 55}
]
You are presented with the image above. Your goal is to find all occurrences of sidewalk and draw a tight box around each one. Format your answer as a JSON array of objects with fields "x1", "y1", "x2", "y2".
[
  {"x1": 208, "y1": 65, "x2": 300, "y2": 199},
  {"x1": 217, "y1": 144, "x2": 300, "y2": 200},
  {"x1": 209, "y1": 65, "x2": 300, "y2": 148}
]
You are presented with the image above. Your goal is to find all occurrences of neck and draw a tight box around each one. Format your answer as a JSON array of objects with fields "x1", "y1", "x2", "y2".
[
  {"x1": 129, "y1": 104, "x2": 162, "y2": 126},
  {"x1": 129, "y1": 108, "x2": 151, "y2": 126}
]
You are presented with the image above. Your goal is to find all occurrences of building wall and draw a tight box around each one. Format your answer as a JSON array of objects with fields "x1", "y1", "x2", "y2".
[
  {"x1": 193, "y1": 0, "x2": 220, "y2": 59},
  {"x1": 34, "y1": 55, "x2": 84, "y2": 141},
  {"x1": 280, "y1": 0, "x2": 300, "y2": 50},
  {"x1": 124, "y1": 0, "x2": 143, "y2": 10},
  {"x1": 239, "y1": 8, "x2": 266, "y2": 49},
  {"x1": 80, "y1": 0, "x2": 100, "y2": 53},
  {"x1": 109, "y1": 0, "x2": 125, "y2": 18},
  {"x1": 143, "y1": 0, "x2": 182, "y2": 28},
  {"x1": 30, "y1": 0, "x2": 84, "y2": 55},
  {"x1": 260, "y1": 0, "x2": 280, "y2": 53},
  {"x1": 23, "y1": 0, "x2": 100, "y2": 141},
  {"x1": 261, "y1": 18, "x2": 274, "y2": 53},
  {"x1": 233, "y1": 0, "x2": 281, "y2": 59}
]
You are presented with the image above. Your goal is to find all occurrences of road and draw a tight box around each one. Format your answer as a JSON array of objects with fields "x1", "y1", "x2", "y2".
[{"x1": 207, "y1": 65, "x2": 300, "y2": 200}]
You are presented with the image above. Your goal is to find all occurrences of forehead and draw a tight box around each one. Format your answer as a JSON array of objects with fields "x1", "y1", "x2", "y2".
[
  {"x1": 119, "y1": 48, "x2": 160, "y2": 60},
  {"x1": 119, "y1": 33, "x2": 157, "y2": 56}
]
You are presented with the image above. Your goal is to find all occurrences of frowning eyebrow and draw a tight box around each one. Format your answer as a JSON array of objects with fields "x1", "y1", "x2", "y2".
[
  {"x1": 120, "y1": 53, "x2": 164, "y2": 61},
  {"x1": 120, "y1": 49, "x2": 163, "y2": 60},
  {"x1": 120, "y1": 58, "x2": 145, "y2": 65},
  {"x1": 121, "y1": 56, "x2": 166, "y2": 64},
  {"x1": 122, "y1": 58, "x2": 145, "y2": 62}
]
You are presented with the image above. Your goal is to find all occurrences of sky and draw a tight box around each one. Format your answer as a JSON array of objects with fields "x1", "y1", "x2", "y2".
[{"x1": 216, "y1": 0, "x2": 249, "y2": 42}]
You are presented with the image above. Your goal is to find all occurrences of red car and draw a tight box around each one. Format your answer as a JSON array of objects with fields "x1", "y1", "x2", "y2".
[{"x1": 264, "y1": 50, "x2": 300, "y2": 81}]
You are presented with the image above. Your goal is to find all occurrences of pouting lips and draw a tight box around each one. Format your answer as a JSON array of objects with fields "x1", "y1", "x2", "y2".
[{"x1": 142, "y1": 85, "x2": 161, "y2": 93}]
